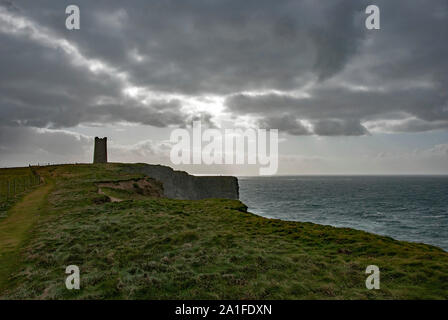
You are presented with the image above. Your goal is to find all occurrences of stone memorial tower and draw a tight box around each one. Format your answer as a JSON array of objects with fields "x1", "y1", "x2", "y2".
[{"x1": 93, "y1": 137, "x2": 108, "y2": 163}]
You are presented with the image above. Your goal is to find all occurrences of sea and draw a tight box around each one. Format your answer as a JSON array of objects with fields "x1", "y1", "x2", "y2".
[{"x1": 238, "y1": 175, "x2": 448, "y2": 251}]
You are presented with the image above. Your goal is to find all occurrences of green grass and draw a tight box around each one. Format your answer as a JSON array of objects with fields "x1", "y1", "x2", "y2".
[
  {"x1": 0, "y1": 167, "x2": 39, "y2": 218},
  {"x1": 0, "y1": 178, "x2": 53, "y2": 291},
  {"x1": 0, "y1": 163, "x2": 447, "y2": 299}
]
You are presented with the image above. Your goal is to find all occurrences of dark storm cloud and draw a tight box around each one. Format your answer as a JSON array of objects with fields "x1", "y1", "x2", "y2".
[
  {"x1": 258, "y1": 115, "x2": 311, "y2": 136},
  {"x1": 0, "y1": 0, "x2": 215, "y2": 131},
  {"x1": 226, "y1": 81, "x2": 447, "y2": 135},
  {"x1": 0, "y1": 0, "x2": 447, "y2": 136},
  {"x1": 3, "y1": 0, "x2": 367, "y2": 95},
  {"x1": 225, "y1": 0, "x2": 448, "y2": 135},
  {"x1": 0, "y1": 17, "x2": 188, "y2": 129}
]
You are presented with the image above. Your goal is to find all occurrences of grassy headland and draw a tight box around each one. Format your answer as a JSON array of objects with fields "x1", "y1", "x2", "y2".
[{"x1": 0, "y1": 163, "x2": 447, "y2": 299}]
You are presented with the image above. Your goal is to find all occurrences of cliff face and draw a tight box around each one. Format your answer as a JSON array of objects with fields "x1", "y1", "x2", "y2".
[{"x1": 120, "y1": 163, "x2": 239, "y2": 200}]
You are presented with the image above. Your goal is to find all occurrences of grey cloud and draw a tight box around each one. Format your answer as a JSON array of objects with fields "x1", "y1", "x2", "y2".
[
  {"x1": 225, "y1": 82, "x2": 448, "y2": 135},
  {"x1": 367, "y1": 118, "x2": 448, "y2": 133},
  {"x1": 0, "y1": 126, "x2": 92, "y2": 166},
  {"x1": 0, "y1": 125, "x2": 170, "y2": 167},
  {"x1": 86, "y1": 100, "x2": 186, "y2": 128},
  {"x1": 6, "y1": 0, "x2": 368, "y2": 95},
  {"x1": 0, "y1": 22, "x2": 191, "y2": 129},
  {"x1": 109, "y1": 139, "x2": 172, "y2": 162},
  {"x1": 1, "y1": 0, "x2": 448, "y2": 136},
  {"x1": 224, "y1": 0, "x2": 448, "y2": 135},
  {"x1": 312, "y1": 119, "x2": 368, "y2": 136},
  {"x1": 227, "y1": 85, "x2": 447, "y2": 121},
  {"x1": 0, "y1": 0, "x2": 18, "y2": 11},
  {"x1": 258, "y1": 115, "x2": 310, "y2": 135},
  {"x1": 255, "y1": 109, "x2": 368, "y2": 136}
]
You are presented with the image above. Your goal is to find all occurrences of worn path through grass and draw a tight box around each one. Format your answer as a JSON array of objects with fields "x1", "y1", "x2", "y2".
[{"x1": 0, "y1": 179, "x2": 53, "y2": 292}]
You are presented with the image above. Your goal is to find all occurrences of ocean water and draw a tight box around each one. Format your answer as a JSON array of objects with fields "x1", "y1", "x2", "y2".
[{"x1": 238, "y1": 176, "x2": 448, "y2": 251}]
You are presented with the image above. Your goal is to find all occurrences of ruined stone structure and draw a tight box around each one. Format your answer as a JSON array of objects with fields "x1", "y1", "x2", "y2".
[
  {"x1": 121, "y1": 163, "x2": 239, "y2": 200},
  {"x1": 93, "y1": 137, "x2": 108, "y2": 163}
]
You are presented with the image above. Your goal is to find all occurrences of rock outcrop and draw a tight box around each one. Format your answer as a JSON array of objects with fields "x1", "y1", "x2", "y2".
[{"x1": 120, "y1": 163, "x2": 239, "y2": 200}]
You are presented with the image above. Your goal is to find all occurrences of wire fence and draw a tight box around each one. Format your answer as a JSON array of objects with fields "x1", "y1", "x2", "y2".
[{"x1": 0, "y1": 173, "x2": 42, "y2": 203}]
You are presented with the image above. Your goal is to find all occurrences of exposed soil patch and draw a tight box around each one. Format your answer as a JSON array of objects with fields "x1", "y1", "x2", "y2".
[
  {"x1": 97, "y1": 177, "x2": 164, "y2": 202},
  {"x1": 97, "y1": 188, "x2": 121, "y2": 202}
]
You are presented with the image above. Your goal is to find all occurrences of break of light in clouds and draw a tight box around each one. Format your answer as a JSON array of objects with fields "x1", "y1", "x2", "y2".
[{"x1": 0, "y1": 0, "x2": 447, "y2": 174}]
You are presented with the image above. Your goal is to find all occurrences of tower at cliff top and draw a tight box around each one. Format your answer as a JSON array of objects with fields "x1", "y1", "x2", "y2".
[{"x1": 93, "y1": 137, "x2": 107, "y2": 163}]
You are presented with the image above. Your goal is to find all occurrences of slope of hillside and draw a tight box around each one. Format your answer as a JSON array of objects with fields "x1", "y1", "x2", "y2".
[
  {"x1": 0, "y1": 167, "x2": 40, "y2": 217},
  {"x1": 0, "y1": 164, "x2": 447, "y2": 299}
]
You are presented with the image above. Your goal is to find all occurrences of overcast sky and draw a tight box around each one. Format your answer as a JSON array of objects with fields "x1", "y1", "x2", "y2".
[{"x1": 1, "y1": 0, "x2": 447, "y2": 175}]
